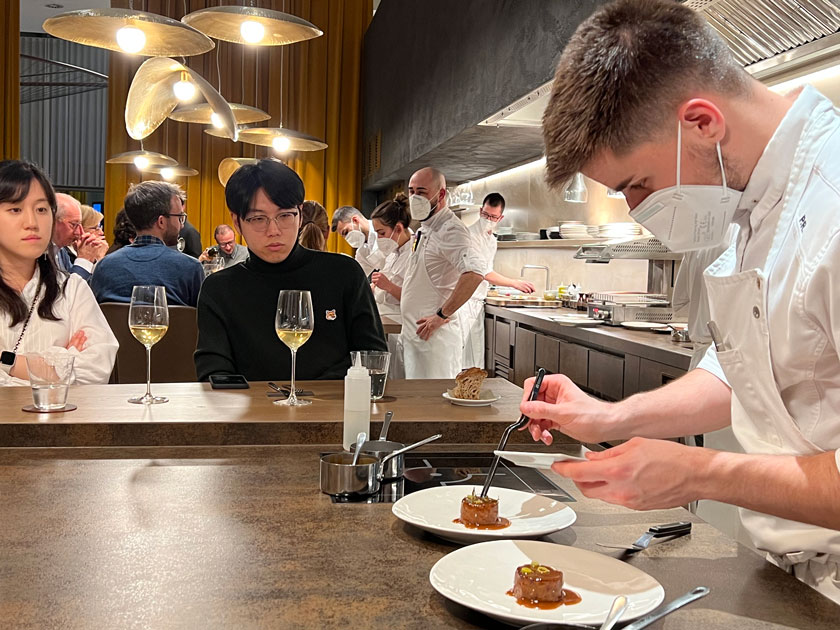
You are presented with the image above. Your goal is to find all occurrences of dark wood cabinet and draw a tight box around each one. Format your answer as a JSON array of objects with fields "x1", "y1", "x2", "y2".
[
  {"x1": 535, "y1": 333, "x2": 560, "y2": 374},
  {"x1": 494, "y1": 319, "x2": 512, "y2": 364},
  {"x1": 558, "y1": 339, "x2": 588, "y2": 388},
  {"x1": 513, "y1": 327, "x2": 536, "y2": 387},
  {"x1": 587, "y1": 349, "x2": 624, "y2": 401},
  {"x1": 638, "y1": 358, "x2": 687, "y2": 392},
  {"x1": 484, "y1": 317, "x2": 495, "y2": 374}
]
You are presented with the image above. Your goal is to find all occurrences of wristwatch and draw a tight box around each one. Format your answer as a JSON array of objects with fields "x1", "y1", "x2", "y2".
[
  {"x1": 436, "y1": 308, "x2": 450, "y2": 320},
  {"x1": 0, "y1": 351, "x2": 15, "y2": 374}
]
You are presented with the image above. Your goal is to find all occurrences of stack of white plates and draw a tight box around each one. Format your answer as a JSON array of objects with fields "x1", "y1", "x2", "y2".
[
  {"x1": 598, "y1": 222, "x2": 643, "y2": 239},
  {"x1": 559, "y1": 222, "x2": 590, "y2": 239},
  {"x1": 587, "y1": 225, "x2": 600, "y2": 237},
  {"x1": 515, "y1": 232, "x2": 541, "y2": 241}
]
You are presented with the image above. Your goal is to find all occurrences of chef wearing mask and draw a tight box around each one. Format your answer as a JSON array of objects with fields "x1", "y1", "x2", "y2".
[
  {"x1": 400, "y1": 167, "x2": 485, "y2": 379},
  {"x1": 368, "y1": 193, "x2": 413, "y2": 378},
  {"x1": 331, "y1": 205, "x2": 382, "y2": 275},
  {"x1": 525, "y1": 0, "x2": 840, "y2": 603},
  {"x1": 459, "y1": 192, "x2": 536, "y2": 369}
]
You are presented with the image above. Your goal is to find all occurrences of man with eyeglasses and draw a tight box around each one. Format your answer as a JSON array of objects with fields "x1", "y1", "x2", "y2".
[
  {"x1": 54, "y1": 193, "x2": 108, "y2": 280},
  {"x1": 194, "y1": 159, "x2": 386, "y2": 382},
  {"x1": 198, "y1": 224, "x2": 248, "y2": 268},
  {"x1": 459, "y1": 193, "x2": 536, "y2": 369},
  {"x1": 90, "y1": 181, "x2": 203, "y2": 306}
]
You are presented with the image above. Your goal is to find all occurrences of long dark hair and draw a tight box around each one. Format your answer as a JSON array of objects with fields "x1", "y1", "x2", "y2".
[{"x1": 0, "y1": 160, "x2": 64, "y2": 325}]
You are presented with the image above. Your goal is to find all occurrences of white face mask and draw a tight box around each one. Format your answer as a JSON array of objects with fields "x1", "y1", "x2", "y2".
[
  {"x1": 629, "y1": 123, "x2": 741, "y2": 253},
  {"x1": 377, "y1": 232, "x2": 399, "y2": 256},
  {"x1": 479, "y1": 217, "x2": 496, "y2": 234},
  {"x1": 409, "y1": 192, "x2": 438, "y2": 222},
  {"x1": 344, "y1": 226, "x2": 366, "y2": 249}
]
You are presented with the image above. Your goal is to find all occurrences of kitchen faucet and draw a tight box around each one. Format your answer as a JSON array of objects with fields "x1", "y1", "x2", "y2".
[{"x1": 521, "y1": 265, "x2": 550, "y2": 292}]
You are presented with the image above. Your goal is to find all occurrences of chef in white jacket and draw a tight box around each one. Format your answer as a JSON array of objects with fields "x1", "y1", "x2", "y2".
[
  {"x1": 460, "y1": 192, "x2": 535, "y2": 369},
  {"x1": 331, "y1": 205, "x2": 380, "y2": 275},
  {"x1": 368, "y1": 193, "x2": 413, "y2": 378},
  {"x1": 522, "y1": 0, "x2": 840, "y2": 603},
  {"x1": 401, "y1": 167, "x2": 485, "y2": 379}
]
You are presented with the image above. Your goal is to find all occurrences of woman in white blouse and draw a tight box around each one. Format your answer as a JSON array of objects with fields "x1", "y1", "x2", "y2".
[{"x1": 0, "y1": 160, "x2": 118, "y2": 385}]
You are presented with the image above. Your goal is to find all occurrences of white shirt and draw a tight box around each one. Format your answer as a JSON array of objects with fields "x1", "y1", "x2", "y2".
[
  {"x1": 466, "y1": 220, "x2": 497, "y2": 302},
  {"x1": 1, "y1": 270, "x2": 119, "y2": 386},
  {"x1": 374, "y1": 237, "x2": 412, "y2": 317},
  {"x1": 354, "y1": 220, "x2": 379, "y2": 276},
  {"x1": 699, "y1": 85, "x2": 840, "y2": 456}
]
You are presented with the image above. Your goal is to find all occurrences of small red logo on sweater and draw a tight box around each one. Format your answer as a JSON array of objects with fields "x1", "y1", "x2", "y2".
[{"x1": 325, "y1": 309, "x2": 337, "y2": 321}]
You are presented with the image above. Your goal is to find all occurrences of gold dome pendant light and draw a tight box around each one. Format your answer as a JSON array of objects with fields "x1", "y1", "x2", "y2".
[
  {"x1": 42, "y1": 6, "x2": 213, "y2": 57},
  {"x1": 218, "y1": 157, "x2": 260, "y2": 187},
  {"x1": 145, "y1": 165, "x2": 200, "y2": 180},
  {"x1": 206, "y1": 126, "x2": 327, "y2": 152},
  {"x1": 181, "y1": 5, "x2": 322, "y2": 46},
  {"x1": 106, "y1": 149, "x2": 177, "y2": 170},
  {"x1": 125, "y1": 57, "x2": 237, "y2": 141}
]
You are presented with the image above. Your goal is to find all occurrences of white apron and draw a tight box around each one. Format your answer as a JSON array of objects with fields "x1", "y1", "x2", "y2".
[
  {"x1": 401, "y1": 237, "x2": 463, "y2": 379},
  {"x1": 705, "y1": 190, "x2": 840, "y2": 603},
  {"x1": 376, "y1": 301, "x2": 405, "y2": 380},
  {"x1": 458, "y1": 297, "x2": 486, "y2": 370}
]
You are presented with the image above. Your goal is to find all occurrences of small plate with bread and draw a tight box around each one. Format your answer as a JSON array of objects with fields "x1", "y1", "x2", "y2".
[{"x1": 444, "y1": 368, "x2": 499, "y2": 406}]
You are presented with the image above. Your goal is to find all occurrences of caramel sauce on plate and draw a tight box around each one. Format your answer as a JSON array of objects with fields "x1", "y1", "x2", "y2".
[
  {"x1": 505, "y1": 588, "x2": 582, "y2": 609},
  {"x1": 452, "y1": 517, "x2": 511, "y2": 530}
]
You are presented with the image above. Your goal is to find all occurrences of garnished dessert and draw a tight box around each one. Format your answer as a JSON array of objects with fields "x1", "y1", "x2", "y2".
[
  {"x1": 506, "y1": 562, "x2": 581, "y2": 609},
  {"x1": 453, "y1": 491, "x2": 511, "y2": 530}
]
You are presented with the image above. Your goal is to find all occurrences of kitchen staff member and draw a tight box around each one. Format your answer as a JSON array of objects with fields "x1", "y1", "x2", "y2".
[
  {"x1": 401, "y1": 167, "x2": 484, "y2": 379},
  {"x1": 331, "y1": 205, "x2": 381, "y2": 275},
  {"x1": 369, "y1": 193, "x2": 412, "y2": 378},
  {"x1": 460, "y1": 192, "x2": 536, "y2": 369},
  {"x1": 526, "y1": 0, "x2": 840, "y2": 602}
]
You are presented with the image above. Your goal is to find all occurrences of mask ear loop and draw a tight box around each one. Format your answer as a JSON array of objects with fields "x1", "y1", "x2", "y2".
[
  {"x1": 676, "y1": 121, "x2": 682, "y2": 197},
  {"x1": 716, "y1": 141, "x2": 730, "y2": 200}
]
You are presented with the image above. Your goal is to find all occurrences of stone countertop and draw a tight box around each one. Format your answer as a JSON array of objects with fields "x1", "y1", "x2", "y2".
[
  {"x1": 0, "y1": 443, "x2": 836, "y2": 629},
  {"x1": 486, "y1": 305, "x2": 694, "y2": 370}
]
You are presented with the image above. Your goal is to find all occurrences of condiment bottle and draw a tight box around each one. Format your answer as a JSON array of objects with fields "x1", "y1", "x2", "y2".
[{"x1": 343, "y1": 354, "x2": 371, "y2": 450}]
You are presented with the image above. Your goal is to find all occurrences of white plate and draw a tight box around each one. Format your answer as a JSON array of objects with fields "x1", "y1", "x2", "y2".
[
  {"x1": 443, "y1": 389, "x2": 500, "y2": 406},
  {"x1": 494, "y1": 449, "x2": 588, "y2": 469},
  {"x1": 429, "y1": 539, "x2": 665, "y2": 626},
  {"x1": 620, "y1": 321, "x2": 666, "y2": 330},
  {"x1": 392, "y1": 486, "x2": 576, "y2": 544}
]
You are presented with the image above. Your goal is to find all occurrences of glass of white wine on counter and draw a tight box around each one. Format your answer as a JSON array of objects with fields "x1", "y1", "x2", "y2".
[
  {"x1": 128, "y1": 285, "x2": 169, "y2": 405},
  {"x1": 275, "y1": 289, "x2": 314, "y2": 406}
]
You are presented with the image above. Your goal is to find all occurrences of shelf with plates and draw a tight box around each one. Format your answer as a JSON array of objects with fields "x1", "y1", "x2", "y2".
[{"x1": 496, "y1": 238, "x2": 608, "y2": 249}]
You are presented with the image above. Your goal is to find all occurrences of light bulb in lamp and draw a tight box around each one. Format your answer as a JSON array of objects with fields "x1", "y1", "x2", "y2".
[
  {"x1": 133, "y1": 156, "x2": 149, "y2": 170},
  {"x1": 210, "y1": 112, "x2": 224, "y2": 129},
  {"x1": 116, "y1": 26, "x2": 146, "y2": 53},
  {"x1": 160, "y1": 167, "x2": 175, "y2": 180},
  {"x1": 173, "y1": 72, "x2": 196, "y2": 101},
  {"x1": 240, "y1": 20, "x2": 265, "y2": 44},
  {"x1": 272, "y1": 135, "x2": 291, "y2": 153}
]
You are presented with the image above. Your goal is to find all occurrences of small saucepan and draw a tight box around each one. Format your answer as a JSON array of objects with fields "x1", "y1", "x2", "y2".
[
  {"x1": 357, "y1": 432, "x2": 442, "y2": 480},
  {"x1": 320, "y1": 434, "x2": 442, "y2": 496}
]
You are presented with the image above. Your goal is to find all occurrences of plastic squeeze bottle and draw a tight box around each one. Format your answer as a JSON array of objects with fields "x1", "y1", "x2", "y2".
[{"x1": 343, "y1": 354, "x2": 371, "y2": 450}]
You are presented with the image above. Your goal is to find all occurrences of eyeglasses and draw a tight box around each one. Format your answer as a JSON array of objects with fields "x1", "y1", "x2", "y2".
[
  {"x1": 479, "y1": 210, "x2": 504, "y2": 222},
  {"x1": 164, "y1": 212, "x2": 188, "y2": 226},
  {"x1": 62, "y1": 219, "x2": 83, "y2": 230},
  {"x1": 243, "y1": 211, "x2": 299, "y2": 232}
]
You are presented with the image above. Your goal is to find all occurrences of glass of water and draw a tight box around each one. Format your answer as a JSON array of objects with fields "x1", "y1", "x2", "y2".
[
  {"x1": 350, "y1": 351, "x2": 391, "y2": 400},
  {"x1": 25, "y1": 353, "x2": 75, "y2": 411}
]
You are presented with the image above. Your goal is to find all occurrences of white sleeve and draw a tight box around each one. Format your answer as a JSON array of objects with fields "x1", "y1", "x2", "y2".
[
  {"x1": 72, "y1": 257, "x2": 95, "y2": 273},
  {"x1": 696, "y1": 344, "x2": 729, "y2": 385},
  {"x1": 440, "y1": 223, "x2": 485, "y2": 276},
  {"x1": 355, "y1": 247, "x2": 375, "y2": 276},
  {"x1": 63, "y1": 275, "x2": 119, "y2": 384}
]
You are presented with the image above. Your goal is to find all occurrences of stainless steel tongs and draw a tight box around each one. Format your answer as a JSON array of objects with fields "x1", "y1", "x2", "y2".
[{"x1": 479, "y1": 368, "x2": 546, "y2": 498}]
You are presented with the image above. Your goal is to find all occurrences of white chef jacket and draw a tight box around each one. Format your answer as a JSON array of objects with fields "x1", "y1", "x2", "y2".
[
  {"x1": 466, "y1": 220, "x2": 496, "y2": 300},
  {"x1": 695, "y1": 86, "x2": 840, "y2": 599},
  {"x1": 1, "y1": 270, "x2": 119, "y2": 386},
  {"x1": 458, "y1": 221, "x2": 496, "y2": 369},
  {"x1": 354, "y1": 220, "x2": 379, "y2": 277},
  {"x1": 374, "y1": 236, "x2": 412, "y2": 319}
]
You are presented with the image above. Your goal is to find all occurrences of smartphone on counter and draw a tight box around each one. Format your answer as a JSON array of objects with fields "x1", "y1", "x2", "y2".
[{"x1": 209, "y1": 374, "x2": 249, "y2": 389}]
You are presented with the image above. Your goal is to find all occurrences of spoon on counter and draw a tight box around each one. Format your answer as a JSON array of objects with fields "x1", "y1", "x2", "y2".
[
  {"x1": 599, "y1": 595, "x2": 628, "y2": 630},
  {"x1": 351, "y1": 432, "x2": 366, "y2": 465}
]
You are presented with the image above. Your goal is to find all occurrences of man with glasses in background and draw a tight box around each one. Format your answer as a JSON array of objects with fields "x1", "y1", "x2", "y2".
[
  {"x1": 194, "y1": 159, "x2": 386, "y2": 382},
  {"x1": 54, "y1": 193, "x2": 108, "y2": 279},
  {"x1": 90, "y1": 181, "x2": 203, "y2": 306},
  {"x1": 459, "y1": 193, "x2": 535, "y2": 369}
]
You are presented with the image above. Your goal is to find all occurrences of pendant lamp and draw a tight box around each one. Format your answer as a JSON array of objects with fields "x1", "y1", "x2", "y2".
[
  {"x1": 145, "y1": 165, "x2": 200, "y2": 180},
  {"x1": 43, "y1": 8, "x2": 213, "y2": 57},
  {"x1": 564, "y1": 173, "x2": 589, "y2": 203},
  {"x1": 169, "y1": 103, "x2": 270, "y2": 126},
  {"x1": 182, "y1": 5, "x2": 322, "y2": 46},
  {"x1": 206, "y1": 126, "x2": 327, "y2": 152},
  {"x1": 218, "y1": 157, "x2": 260, "y2": 187},
  {"x1": 106, "y1": 150, "x2": 177, "y2": 170}
]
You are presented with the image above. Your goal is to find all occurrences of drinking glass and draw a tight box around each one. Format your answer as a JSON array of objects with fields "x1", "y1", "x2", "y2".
[
  {"x1": 128, "y1": 285, "x2": 169, "y2": 404},
  {"x1": 350, "y1": 350, "x2": 391, "y2": 401},
  {"x1": 275, "y1": 289, "x2": 314, "y2": 406},
  {"x1": 202, "y1": 258, "x2": 224, "y2": 277},
  {"x1": 25, "y1": 353, "x2": 75, "y2": 410}
]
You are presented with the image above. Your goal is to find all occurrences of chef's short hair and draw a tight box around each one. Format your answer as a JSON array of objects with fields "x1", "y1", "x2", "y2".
[
  {"x1": 482, "y1": 193, "x2": 505, "y2": 211},
  {"x1": 225, "y1": 159, "x2": 305, "y2": 218},
  {"x1": 331, "y1": 205, "x2": 363, "y2": 232},
  {"x1": 542, "y1": 0, "x2": 750, "y2": 191}
]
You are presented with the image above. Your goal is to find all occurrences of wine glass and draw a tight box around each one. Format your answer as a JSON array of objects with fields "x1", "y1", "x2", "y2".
[
  {"x1": 274, "y1": 289, "x2": 314, "y2": 406},
  {"x1": 127, "y1": 285, "x2": 169, "y2": 404}
]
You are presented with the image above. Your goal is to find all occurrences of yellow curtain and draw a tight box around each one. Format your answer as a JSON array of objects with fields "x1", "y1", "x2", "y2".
[
  {"x1": 105, "y1": 0, "x2": 371, "y2": 255},
  {"x1": 1, "y1": 0, "x2": 20, "y2": 160}
]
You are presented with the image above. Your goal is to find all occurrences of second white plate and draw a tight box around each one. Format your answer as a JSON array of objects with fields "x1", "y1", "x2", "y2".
[
  {"x1": 443, "y1": 389, "x2": 501, "y2": 406},
  {"x1": 392, "y1": 486, "x2": 576, "y2": 544},
  {"x1": 495, "y1": 449, "x2": 589, "y2": 470}
]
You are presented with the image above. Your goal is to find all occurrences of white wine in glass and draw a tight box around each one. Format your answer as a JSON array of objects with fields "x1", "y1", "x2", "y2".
[
  {"x1": 128, "y1": 285, "x2": 169, "y2": 404},
  {"x1": 274, "y1": 289, "x2": 314, "y2": 406}
]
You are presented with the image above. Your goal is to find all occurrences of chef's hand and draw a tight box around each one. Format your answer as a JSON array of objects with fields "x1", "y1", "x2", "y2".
[
  {"x1": 415, "y1": 313, "x2": 447, "y2": 340},
  {"x1": 519, "y1": 374, "x2": 617, "y2": 444},
  {"x1": 511, "y1": 280, "x2": 536, "y2": 294},
  {"x1": 66, "y1": 329, "x2": 88, "y2": 352},
  {"x1": 552, "y1": 437, "x2": 702, "y2": 510},
  {"x1": 371, "y1": 272, "x2": 395, "y2": 293}
]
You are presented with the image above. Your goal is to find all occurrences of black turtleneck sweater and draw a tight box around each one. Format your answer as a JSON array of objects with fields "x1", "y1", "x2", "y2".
[{"x1": 194, "y1": 245, "x2": 387, "y2": 382}]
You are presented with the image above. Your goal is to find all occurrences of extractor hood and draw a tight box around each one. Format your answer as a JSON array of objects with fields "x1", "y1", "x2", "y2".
[{"x1": 480, "y1": 0, "x2": 840, "y2": 129}]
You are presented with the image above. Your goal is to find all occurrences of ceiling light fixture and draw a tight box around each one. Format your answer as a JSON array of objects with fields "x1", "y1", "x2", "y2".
[
  {"x1": 43, "y1": 8, "x2": 213, "y2": 57},
  {"x1": 173, "y1": 71, "x2": 196, "y2": 101},
  {"x1": 205, "y1": 126, "x2": 327, "y2": 152},
  {"x1": 169, "y1": 102, "x2": 269, "y2": 127},
  {"x1": 218, "y1": 157, "x2": 260, "y2": 187},
  {"x1": 272, "y1": 135, "x2": 291, "y2": 153},
  {"x1": 182, "y1": 5, "x2": 322, "y2": 46},
  {"x1": 145, "y1": 165, "x2": 199, "y2": 179},
  {"x1": 564, "y1": 173, "x2": 589, "y2": 204},
  {"x1": 106, "y1": 150, "x2": 177, "y2": 169}
]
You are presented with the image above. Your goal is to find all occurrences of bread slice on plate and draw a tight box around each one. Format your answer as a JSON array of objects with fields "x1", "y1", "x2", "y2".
[{"x1": 449, "y1": 367, "x2": 488, "y2": 400}]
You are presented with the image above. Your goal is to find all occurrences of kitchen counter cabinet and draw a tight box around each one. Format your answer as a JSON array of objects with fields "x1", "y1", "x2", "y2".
[{"x1": 1, "y1": 443, "x2": 837, "y2": 629}]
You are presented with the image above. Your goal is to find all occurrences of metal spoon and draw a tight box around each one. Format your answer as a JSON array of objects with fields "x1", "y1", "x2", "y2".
[
  {"x1": 600, "y1": 595, "x2": 628, "y2": 630},
  {"x1": 351, "y1": 432, "x2": 366, "y2": 465},
  {"x1": 379, "y1": 410, "x2": 393, "y2": 440},
  {"x1": 519, "y1": 586, "x2": 708, "y2": 630}
]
